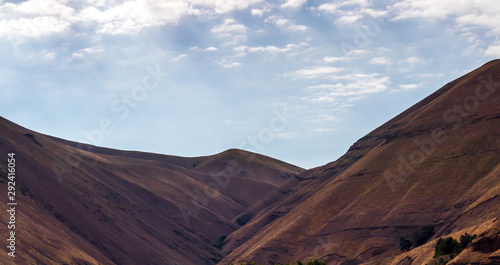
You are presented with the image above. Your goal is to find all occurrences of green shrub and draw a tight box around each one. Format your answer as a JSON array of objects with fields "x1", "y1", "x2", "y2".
[
  {"x1": 213, "y1": 235, "x2": 227, "y2": 249},
  {"x1": 236, "y1": 214, "x2": 252, "y2": 226},
  {"x1": 434, "y1": 233, "x2": 477, "y2": 259},
  {"x1": 434, "y1": 237, "x2": 461, "y2": 257},
  {"x1": 400, "y1": 237, "x2": 413, "y2": 251},
  {"x1": 286, "y1": 258, "x2": 326, "y2": 265},
  {"x1": 438, "y1": 257, "x2": 448, "y2": 264},
  {"x1": 412, "y1": 226, "x2": 435, "y2": 247},
  {"x1": 459, "y1": 233, "x2": 477, "y2": 249},
  {"x1": 307, "y1": 257, "x2": 327, "y2": 265}
]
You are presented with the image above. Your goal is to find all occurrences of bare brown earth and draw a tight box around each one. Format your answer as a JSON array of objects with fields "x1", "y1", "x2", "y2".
[
  {"x1": 219, "y1": 59, "x2": 500, "y2": 264},
  {"x1": 1, "y1": 60, "x2": 499, "y2": 265},
  {"x1": 0, "y1": 118, "x2": 303, "y2": 265}
]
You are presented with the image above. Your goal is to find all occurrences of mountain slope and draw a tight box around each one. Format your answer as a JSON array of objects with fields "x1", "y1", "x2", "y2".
[
  {"x1": 220, "y1": 60, "x2": 500, "y2": 264},
  {"x1": 0, "y1": 117, "x2": 303, "y2": 265},
  {"x1": 1, "y1": 60, "x2": 499, "y2": 265}
]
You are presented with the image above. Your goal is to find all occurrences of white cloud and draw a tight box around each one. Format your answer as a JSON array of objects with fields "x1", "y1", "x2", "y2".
[
  {"x1": 335, "y1": 12, "x2": 363, "y2": 24},
  {"x1": 406, "y1": 56, "x2": 422, "y2": 63},
  {"x1": 81, "y1": 46, "x2": 99, "y2": 53},
  {"x1": 71, "y1": 52, "x2": 84, "y2": 59},
  {"x1": 188, "y1": 0, "x2": 264, "y2": 14},
  {"x1": 204, "y1": 47, "x2": 218, "y2": 51},
  {"x1": 281, "y1": 0, "x2": 307, "y2": 9},
  {"x1": 266, "y1": 16, "x2": 308, "y2": 32},
  {"x1": 392, "y1": 1, "x2": 500, "y2": 20},
  {"x1": 211, "y1": 18, "x2": 246, "y2": 35},
  {"x1": 288, "y1": 24, "x2": 308, "y2": 31},
  {"x1": 485, "y1": 44, "x2": 500, "y2": 57},
  {"x1": 0, "y1": 0, "x2": 264, "y2": 37},
  {"x1": 309, "y1": 114, "x2": 338, "y2": 123},
  {"x1": 248, "y1": 46, "x2": 288, "y2": 53},
  {"x1": 211, "y1": 18, "x2": 247, "y2": 45},
  {"x1": 44, "y1": 51, "x2": 56, "y2": 60},
  {"x1": 342, "y1": 0, "x2": 369, "y2": 6},
  {"x1": 362, "y1": 8, "x2": 388, "y2": 18},
  {"x1": 222, "y1": 62, "x2": 241, "y2": 68},
  {"x1": 327, "y1": 73, "x2": 379, "y2": 81},
  {"x1": 313, "y1": 128, "x2": 336, "y2": 132},
  {"x1": 0, "y1": 0, "x2": 75, "y2": 20},
  {"x1": 346, "y1": 49, "x2": 371, "y2": 56},
  {"x1": 172, "y1": 54, "x2": 187, "y2": 61},
  {"x1": 79, "y1": 1, "x2": 200, "y2": 35},
  {"x1": 238, "y1": 43, "x2": 308, "y2": 55},
  {"x1": 322, "y1": 50, "x2": 370, "y2": 64},
  {"x1": 369, "y1": 56, "x2": 391, "y2": 65},
  {"x1": 318, "y1": 0, "x2": 368, "y2": 12},
  {"x1": 0, "y1": 0, "x2": 75, "y2": 39},
  {"x1": 414, "y1": 73, "x2": 444, "y2": 78},
  {"x1": 69, "y1": 46, "x2": 103, "y2": 60},
  {"x1": 234, "y1": 46, "x2": 247, "y2": 52},
  {"x1": 250, "y1": 3, "x2": 271, "y2": 17},
  {"x1": 391, "y1": 0, "x2": 500, "y2": 50},
  {"x1": 398, "y1": 84, "x2": 419, "y2": 90},
  {"x1": 217, "y1": 59, "x2": 241, "y2": 68},
  {"x1": 323, "y1": 56, "x2": 345, "y2": 63},
  {"x1": 456, "y1": 12, "x2": 500, "y2": 33},
  {"x1": 251, "y1": 8, "x2": 265, "y2": 17},
  {"x1": 317, "y1": 3, "x2": 337, "y2": 13},
  {"x1": 0, "y1": 15, "x2": 71, "y2": 38},
  {"x1": 306, "y1": 75, "x2": 390, "y2": 103},
  {"x1": 317, "y1": 0, "x2": 386, "y2": 24},
  {"x1": 288, "y1": 66, "x2": 345, "y2": 79},
  {"x1": 275, "y1": 18, "x2": 289, "y2": 26}
]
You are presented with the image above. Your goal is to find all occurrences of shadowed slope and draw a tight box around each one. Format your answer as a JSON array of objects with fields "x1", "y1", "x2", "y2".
[{"x1": 0, "y1": 117, "x2": 303, "y2": 265}]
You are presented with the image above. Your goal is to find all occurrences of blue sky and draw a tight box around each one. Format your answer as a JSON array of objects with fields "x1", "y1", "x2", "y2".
[{"x1": 1, "y1": 0, "x2": 499, "y2": 169}]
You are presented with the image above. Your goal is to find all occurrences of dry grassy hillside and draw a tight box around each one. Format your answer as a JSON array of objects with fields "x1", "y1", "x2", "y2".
[
  {"x1": 0, "y1": 117, "x2": 302, "y2": 265},
  {"x1": 220, "y1": 60, "x2": 500, "y2": 264},
  {"x1": 1, "y1": 60, "x2": 499, "y2": 265}
]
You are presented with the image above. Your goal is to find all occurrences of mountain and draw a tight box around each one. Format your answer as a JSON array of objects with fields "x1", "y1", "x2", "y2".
[
  {"x1": 0, "y1": 117, "x2": 303, "y2": 265},
  {"x1": 1, "y1": 60, "x2": 499, "y2": 265},
  {"x1": 219, "y1": 59, "x2": 500, "y2": 264}
]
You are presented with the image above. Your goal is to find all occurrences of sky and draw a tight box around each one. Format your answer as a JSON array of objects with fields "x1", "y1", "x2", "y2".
[{"x1": 1, "y1": 0, "x2": 499, "y2": 169}]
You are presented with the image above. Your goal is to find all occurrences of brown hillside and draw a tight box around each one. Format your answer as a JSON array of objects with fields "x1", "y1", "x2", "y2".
[
  {"x1": 0, "y1": 117, "x2": 303, "y2": 265},
  {"x1": 1, "y1": 60, "x2": 499, "y2": 265},
  {"x1": 220, "y1": 60, "x2": 500, "y2": 264}
]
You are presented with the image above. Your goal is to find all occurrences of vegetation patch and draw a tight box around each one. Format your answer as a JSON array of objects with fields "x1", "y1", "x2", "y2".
[
  {"x1": 400, "y1": 237, "x2": 412, "y2": 251},
  {"x1": 213, "y1": 235, "x2": 227, "y2": 249},
  {"x1": 399, "y1": 226, "x2": 435, "y2": 251},
  {"x1": 412, "y1": 226, "x2": 435, "y2": 247},
  {"x1": 433, "y1": 233, "x2": 477, "y2": 258},
  {"x1": 236, "y1": 214, "x2": 252, "y2": 226}
]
